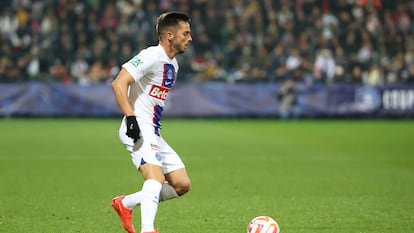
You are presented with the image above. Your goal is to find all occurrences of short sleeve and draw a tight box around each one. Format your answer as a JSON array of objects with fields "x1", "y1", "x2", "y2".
[{"x1": 122, "y1": 53, "x2": 154, "y2": 82}]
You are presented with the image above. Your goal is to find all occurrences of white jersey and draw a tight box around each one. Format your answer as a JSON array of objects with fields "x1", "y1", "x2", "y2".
[{"x1": 122, "y1": 44, "x2": 178, "y2": 133}]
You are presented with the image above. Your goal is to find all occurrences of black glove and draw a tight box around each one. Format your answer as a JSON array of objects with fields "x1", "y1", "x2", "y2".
[{"x1": 126, "y1": 116, "x2": 140, "y2": 143}]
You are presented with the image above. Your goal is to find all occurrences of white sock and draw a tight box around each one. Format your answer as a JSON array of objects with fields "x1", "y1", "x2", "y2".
[
  {"x1": 159, "y1": 182, "x2": 179, "y2": 202},
  {"x1": 121, "y1": 181, "x2": 176, "y2": 210},
  {"x1": 122, "y1": 191, "x2": 142, "y2": 210},
  {"x1": 140, "y1": 179, "x2": 162, "y2": 232}
]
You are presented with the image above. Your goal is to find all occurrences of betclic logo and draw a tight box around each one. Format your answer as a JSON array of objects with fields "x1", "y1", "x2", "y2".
[{"x1": 149, "y1": 85, "x2": 170, "y2": 100}]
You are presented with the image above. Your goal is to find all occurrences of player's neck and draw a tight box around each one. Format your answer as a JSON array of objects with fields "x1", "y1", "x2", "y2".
[{"x1": 159, "y1": 42, "x2": 176, "y2": 60}]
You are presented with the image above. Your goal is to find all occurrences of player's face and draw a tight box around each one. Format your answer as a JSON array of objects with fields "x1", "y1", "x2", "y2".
[{"x1": 172, "y1": 21, "x2": 192, "y2": 54}]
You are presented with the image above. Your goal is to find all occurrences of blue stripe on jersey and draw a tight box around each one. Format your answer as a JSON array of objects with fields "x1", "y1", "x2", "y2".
[
  {"x1": 163, "y1": 64, "x2": 175, "y2": 88},
  {"x1": 152, "y1": 105, "x2": 163, "y2": 136}
]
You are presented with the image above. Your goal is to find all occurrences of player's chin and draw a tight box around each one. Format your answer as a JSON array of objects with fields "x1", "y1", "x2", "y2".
[{"x1": 179, "y1": 47, "x2": 187, "y2": 54}]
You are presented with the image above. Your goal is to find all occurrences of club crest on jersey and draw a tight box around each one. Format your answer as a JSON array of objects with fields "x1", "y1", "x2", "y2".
[
  {"x1": 149, "y1": 85, "x2": 170, "y2": 100},
  {"x1": 130, "y1": 57, "x2": 143, "y2": 67},
  {"x1": 163, "y1": 64, "x2": 175, "y2": 88}
]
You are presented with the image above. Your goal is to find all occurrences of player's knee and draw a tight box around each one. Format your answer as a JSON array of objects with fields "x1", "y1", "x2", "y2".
[{"x1": 175, "y1": 180, "x2": 191, "y2": 196}]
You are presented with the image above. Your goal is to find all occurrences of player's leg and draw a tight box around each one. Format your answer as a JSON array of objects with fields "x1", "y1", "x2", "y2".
[
  {"x1": 117, "y1": 164, "x2": 163, "y2": 233},
  {"x1": 131, "y1": 124, "x2": 165, "y2": 233},
  {"x1": 113, "y1": 123, "x2": 164, "y2": 233},
  {"x1": 138, "y1": 163, "x2": 164, "y2": 233},
  {"x1": 120, "y1": 169, "x2": 188, "y2": 206},
  {"x1": 164, "y1": 168, "x2": 191, "y2": 196},
  {"x1": 158, "y1": 137, "x2": 191, "y2": 202}
]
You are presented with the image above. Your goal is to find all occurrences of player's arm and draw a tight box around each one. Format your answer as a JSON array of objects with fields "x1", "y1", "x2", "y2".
[
  {"x1": 111, "y1": 68, "x2": 135, "y2": 116},
  {"x1": 112, "y1": 68, "x2": 140, "y2": 142}
]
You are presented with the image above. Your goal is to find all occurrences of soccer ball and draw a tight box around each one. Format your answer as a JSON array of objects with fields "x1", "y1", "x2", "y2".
[{"x1": 247, "y1": 216, "x2": 280, "y2": 233}]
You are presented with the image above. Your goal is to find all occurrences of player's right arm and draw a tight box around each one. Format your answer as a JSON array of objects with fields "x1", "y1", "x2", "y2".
[
  {"x1": 111, "y1": 68, "x2": 135, "y2": 117},
  {"x1": 112, "y1": 68, "x2": 142, "y2": 142}
]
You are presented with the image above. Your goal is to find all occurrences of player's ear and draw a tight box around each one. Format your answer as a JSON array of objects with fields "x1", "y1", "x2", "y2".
[{"x1": 167, "y1": 31, "x2": 174, "y2": 40}]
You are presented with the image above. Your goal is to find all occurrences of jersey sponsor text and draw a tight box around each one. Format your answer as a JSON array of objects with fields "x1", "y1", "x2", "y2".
[{"x1": 149, "y1": 85, "x2": 170, "y2": 100}]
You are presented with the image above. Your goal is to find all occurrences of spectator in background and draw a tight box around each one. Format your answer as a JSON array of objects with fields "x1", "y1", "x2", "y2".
[
  {"x1": 26, "y1": 45, "x2": 40, "y2": 80},
  {"x1": 357, "y1": 31, "x2": 375, "y2": 69},
  {"x1": 403, "y1": 63, "x2": 414, "y2": 83},
  {"x1": 98, "y1": 3, "x2": 118, "y2": 30},
  {"x1": 385, "y1": 52, "x2": 406, "y2": 84},
  {"x1": 0, "y1": 57, "x2": 15, "y2": 82},
  {"x1": 350, "y1": 63, "x2": 364, "y2": 83},
  {"x1": 0, "y1": 8, "x2": 18, "y2": 37},
  {"x1": 49, "y1": 59, "x2": 70, "y2": 83},
  {"x1": 277, "y1": 79, "x2": 298, "y2": 119},
  {"x1": 333, "y1": 46, "x2": 349, "y2": 82},
  {"x1": 285, "y1": 48, "x2": 303, "y2": 81},
  {"x1": 363, "y1": 64, "x2": 383, "y2": 86},
  {"x1": 269, "y1": 44, "x2": 287, "y2": 81},
  {"x1": 313, "y1": 49, "x2": 336, "y2": 84},
  {"x1": 321, "y1": 9, "x2": 339, "y2": 40},
  {"x1": 88, "y1": 60, "x2": 108, "y2": 83},
  {"x1": 395, "y1": 3, "x2": 412, "y2": 34},
  {"x1": 70, "y1": 54, "x2": 89, "y2": 85}
]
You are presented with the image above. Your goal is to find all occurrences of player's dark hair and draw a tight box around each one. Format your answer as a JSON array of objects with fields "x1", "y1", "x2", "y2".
[{"x1": 156, "y1": 12, "x2": 190, "y2": 37}]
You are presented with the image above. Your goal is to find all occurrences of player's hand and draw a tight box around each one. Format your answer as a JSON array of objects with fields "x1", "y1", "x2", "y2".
[{"x1": 126, "y1": 116, "x2": 140, "y2": 143}]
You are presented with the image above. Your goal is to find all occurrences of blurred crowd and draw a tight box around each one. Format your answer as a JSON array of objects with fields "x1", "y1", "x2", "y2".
[{"x1": 1, "y1": 0, "x2": 414, "y2": 85}]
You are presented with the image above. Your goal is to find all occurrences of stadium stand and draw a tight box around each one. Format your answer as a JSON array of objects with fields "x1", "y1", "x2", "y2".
[{"x1": 0, "y1": 0, "x2": 413, "y2": 85}]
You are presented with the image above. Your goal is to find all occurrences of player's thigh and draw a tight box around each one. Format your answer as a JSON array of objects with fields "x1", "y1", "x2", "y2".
[
  {"x1": 158, "y1": 136, "x2": 185, "y2": 173},
  {"x1": 120, "y1": 123, "x2": 163, "y2": 171},
  {"x1": 164, "y1": 167, "x2": 190, "y2": 186},
  {"x1": 158, "y1": 137, "x2": 191, "y2": 194},
  {"x1": 140, "y1": 163, "x2": 165, "y2": 183}
]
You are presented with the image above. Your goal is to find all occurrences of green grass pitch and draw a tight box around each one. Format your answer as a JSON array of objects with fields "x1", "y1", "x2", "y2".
[{"x1": 0, "y1": 118, "x2": 413, "y2": 233}]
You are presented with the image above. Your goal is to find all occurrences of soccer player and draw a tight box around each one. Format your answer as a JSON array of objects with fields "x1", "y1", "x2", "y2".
[{"x1": 110, "y1": 12, "x2": 192, "y2": 233}]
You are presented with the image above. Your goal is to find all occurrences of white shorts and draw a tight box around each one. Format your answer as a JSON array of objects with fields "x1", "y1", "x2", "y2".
[{"x1": 119, "y1": 120, "x2": 185, "y2": 174}]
